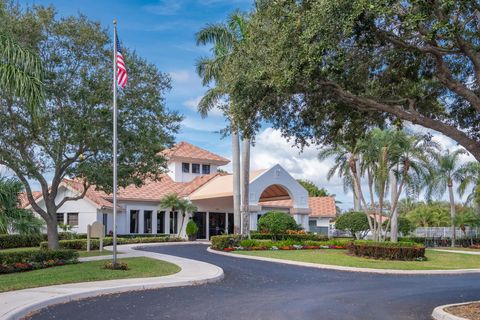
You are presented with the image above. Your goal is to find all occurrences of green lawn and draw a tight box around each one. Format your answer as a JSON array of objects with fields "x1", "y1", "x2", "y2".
[
  {"x1": 0, "y1": 257, "x2": 180, "y2": 292},
  {"x1": 234, "y1": 249, "x2": 480, "y2": 270}
]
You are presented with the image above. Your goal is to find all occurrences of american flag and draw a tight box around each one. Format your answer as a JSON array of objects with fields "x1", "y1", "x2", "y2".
[{"x1": 115, "y1": 33, "x2": 128, "y2": 89}]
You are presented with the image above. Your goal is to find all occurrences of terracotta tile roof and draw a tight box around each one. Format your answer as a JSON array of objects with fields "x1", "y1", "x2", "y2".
[
  {"x1": 18, "y1": 191, "x2": 42, "y2": 208},
  {"x1": 115, "y1": 175, "x2": 187, "y2": 201},
  {"x1": 178, "y1": 173, "x2": 222, "y2": 196},
  {"x1": 63, "y1": 179, "x2": 115, "y2": 209},
  {"x1": 161, "y1": 141, "x2": 230, "y2": 165},
  {"x1": 258, "y1": 196, "x2": 337, "y2": 218},
  {"x1": 308, "y1": 197, "x2": 337, "y2": 218}
]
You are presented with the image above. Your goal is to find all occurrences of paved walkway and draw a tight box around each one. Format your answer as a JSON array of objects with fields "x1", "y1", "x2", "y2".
[
  {"x1": 0, "y1": 243, "x2": 223, "y2": 320},
  {"x1": 29, "y1": 244, "x2": 480, "y2": 320},
  {"x1": 432, "y1": 248, "x2": 480, "y2": 255}
]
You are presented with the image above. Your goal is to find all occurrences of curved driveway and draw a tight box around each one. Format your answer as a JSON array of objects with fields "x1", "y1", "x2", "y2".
[{"x1": 30, "y1": 244, "x2": 480, "y2": 320}]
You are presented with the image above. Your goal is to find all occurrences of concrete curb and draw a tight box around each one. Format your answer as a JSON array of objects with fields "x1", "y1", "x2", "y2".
[
  {"x1": 207, "y1": 247, "x2": 480, "y2": 275},
  {"x1": 432, "y1": 301, "x2": 480, "y2": 320},
  {"x1": 432, "y1": 249, "x2": 480, "y2": 255},
  {"x1": 0, "y1": 242, "x2": 223, "y2": 320}
]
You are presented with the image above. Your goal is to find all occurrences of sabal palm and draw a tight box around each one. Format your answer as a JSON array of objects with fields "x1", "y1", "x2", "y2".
[
  {"x1": 457, "y1": 161, "x2": 480, "y2": 214},
  {"x1": 196, "y1": 10, "x2": 250, "y2": 235},
  {"x1": 318, "y1": 142, "x2": 358, "y2": 210},
  {"x1": 427, "y1": 149, "x2": 466, "y2": 245},
  {"x1": 0, "y1": 33, "x2": 44, "y2": 115},
  {"x1": 177, "y1": 199, "x2": 198, "y2": 238}
]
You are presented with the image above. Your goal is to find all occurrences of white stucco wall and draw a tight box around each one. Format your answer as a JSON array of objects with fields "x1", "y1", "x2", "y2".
[
  {"x1": 31, "y1": 186, "x2": 100, "y2": 234},
  {"x1": 167, "y1": 161, "x2": 219, "y2": 183},
  {"x1": 249, "y1": 164, "x2": 309, "y2": 209}
]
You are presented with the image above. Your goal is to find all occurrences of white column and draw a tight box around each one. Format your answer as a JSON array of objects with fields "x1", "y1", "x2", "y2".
[
  {"x1": 126, "y1": 209, "x2": 131, "y2": 234},
  {"x1": 139, "y1": 210, "x2": 144, "y2": 234},
  {"x1": 152, "y1": 211, "x2": 157, "y2": 234},
  {"x1": 225, "y1": 213, "x2": 229, "y2": 234},
  {"x1": 165, "y1": 210, "x2": 170, "y2": 235},
  {"x1": 206, "y1": 212, "x2": 210, "y2": 239}
]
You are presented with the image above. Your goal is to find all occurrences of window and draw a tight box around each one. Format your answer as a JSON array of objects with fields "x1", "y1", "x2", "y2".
[
  {"x1": 56, "y1": 212, "x2": 64, "y2": 224},
  {"x1": 182, "y1": 163, "x2": 190, "y2": 173},
  {"x1": 170, "y1": 211, "x2": 178, "y2": 234},
  {"x1": 202, "y1": 164, "x2": 211, "y2": 174},
  {"x1": 144, "y1": 210, "x2": 152, "y2": 233},
  {"x1": 157, "y1": 211, "x2": 165, "y2": 234},
  {"x1": 192, "y1": 163, "x2": 200, "y2": 174},
  {"x1": 130, "y1": 210, "x2": 139, "y2": 233},
  {"x1": 67, "y1": 213, "x2": 78, "y2": 227}
]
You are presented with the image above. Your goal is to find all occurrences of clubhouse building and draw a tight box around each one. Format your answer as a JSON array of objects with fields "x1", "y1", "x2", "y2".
[{"x1": 24, "y1": 142, "x2": 336, "y2": 239}]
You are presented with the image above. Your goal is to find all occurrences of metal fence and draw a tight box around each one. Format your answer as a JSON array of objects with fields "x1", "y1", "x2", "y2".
[{"x1": 413, "y1": 227, "x2": 479, "y2": 238}]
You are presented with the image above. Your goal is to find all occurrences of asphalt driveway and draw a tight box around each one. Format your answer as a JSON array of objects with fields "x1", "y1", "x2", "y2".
[{"x1": 29, "y1": 244, "x2": 480, "y2": 320}]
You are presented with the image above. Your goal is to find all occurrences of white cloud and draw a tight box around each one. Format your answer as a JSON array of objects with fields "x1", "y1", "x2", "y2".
[
  {"x1": 143, "y1": 1, "x2": 181, "y2": 15},
  {"x1": 250, "y1": 128, "x2": 351, "y2": 207},
  {"x1": 181, "y1": 116, "x2": 226, "y2": 132},
  {"x1": 183, "y1": 95, "x2": 225, "y2": 117},
  {"x1": 169, "y1": 70, "x2": 191, "y2": 82}
]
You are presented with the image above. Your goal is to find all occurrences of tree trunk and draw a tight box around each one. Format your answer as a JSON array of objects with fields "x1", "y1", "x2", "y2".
[
  {"x1": 241, "y1": 137, "x2": 251, "y2": 236},
  {"x1": 390, "y1": 169, "x2": 398, "y2": 243},
  {"x1": 46, "y1": 217, "x2": 59, "y2": 249},
  {"x1": 232, "y1": 127, "x2": 241, "y2": 234},
  {"x1": 353, "y1": 160, "x2": 361, "y2": 211},
  {"x1": 448, "y1": 183, "x2": 456, "y2": 247}
]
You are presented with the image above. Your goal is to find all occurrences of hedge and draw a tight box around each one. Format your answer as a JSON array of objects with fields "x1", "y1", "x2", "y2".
[
  {"x1": 250, "y1": 232, "x2": 329, "y2": 241},
  {"x1": 348, "y1": 240, "x2": 425, "y2": 261},
  {"x1": 211, "y1": 235, "x2": 352, "y2": 251},
  {"x1": 40, "y1": 236, "x2": 182, "y2": 250},
  {"x1": 211, "y1": 235, "x2": 244, "y2": 250},
  {"x1": 0, "y1": 248, "x2": 78, "y2": 274},
  {"x1": 0, "y1": 233, "x2": 173, "y2": 249},
  {"x1": 398, "y1": 237, "x2": 480, "y2": 247}
]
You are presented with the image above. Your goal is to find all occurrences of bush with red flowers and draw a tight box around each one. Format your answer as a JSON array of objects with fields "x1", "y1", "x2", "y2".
[{"x1": 0, "y1": 248, "x2": 78, "y2": 274}]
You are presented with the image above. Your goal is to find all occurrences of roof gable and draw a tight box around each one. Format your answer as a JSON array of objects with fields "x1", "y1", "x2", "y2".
[{"x1": 161, "y1": 141, "x2": 230, "y2": 165}]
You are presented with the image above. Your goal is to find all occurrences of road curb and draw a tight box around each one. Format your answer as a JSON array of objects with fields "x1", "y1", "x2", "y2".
[
  {"x1": 432, "y1": 301, "x2": 479, "y2": 320},
  {"x1": 0, "y1": 242, "x2": 223, "y2": 320},
  {"x1": 207, "y1": 247, "x2": 480, "y2": 275}
]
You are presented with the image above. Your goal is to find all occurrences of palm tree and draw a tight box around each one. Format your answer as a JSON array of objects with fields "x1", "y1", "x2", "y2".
[
  {"x1": 0, "y1": 33, "x2": 44, "y2": 115},
  {"x1": 318, "y1": 142, "x2": 361, "y2": 211},
  {"x1": 177, "y1": 199, "x2": 198, "y2": 238},
  {"x1": 457, "y1": 161, "x2": 480, "y2": 215},
  {"x1": 0, "y1": 176, "x2": 43, "y2": 234},
  {"x1": 159, "y1": 193, "x2": 181, "y2": 235},
  {"x1": 195, "y1": 10, "x2": 250, "y2": 235},
  {"x1": 426, "y1": 149, "x2": 466, "y2": 246}
]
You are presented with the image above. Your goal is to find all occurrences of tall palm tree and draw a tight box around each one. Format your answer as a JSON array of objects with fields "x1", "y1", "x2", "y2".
[
  {"x1": 159, "y1": 193, "x2": 181, "y2": 235},
  {"x1": 426, "y1": 149, "x2": 466, "y2": 246},
  {"x1": 457, "y1": 161, "x2": 480, "y2": 215},
  {"x1": 195, "y1": 10, "x2": 250, "y2": 235},
  {"x1": 0, "y1": 176, "x2": 43, "y2": 234},
  {"x1": 0, "y1": 33, "x2": 44, "y2": 115}
]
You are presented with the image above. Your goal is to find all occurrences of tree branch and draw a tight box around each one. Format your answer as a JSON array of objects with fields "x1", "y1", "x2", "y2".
[{"x1": 55, "y1": 180, "x2": 90, "y2": 210}]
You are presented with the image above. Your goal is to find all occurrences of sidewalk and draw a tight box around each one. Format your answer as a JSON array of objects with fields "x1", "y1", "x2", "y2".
[
  {"x1": 0, "y1": 242, "x2": 223, "y2": 320},
  {"x1": 432, "y1": 249, "x2": 480, "y2": 255}
]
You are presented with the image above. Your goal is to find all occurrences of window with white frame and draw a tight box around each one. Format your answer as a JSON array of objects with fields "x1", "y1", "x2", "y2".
[
  {"x1": 202, "y1": 164, "x2": 210, "y2": 174},
  {"x1": 182, "y1": 163, "x2": 190, "y2": 173},
  {"x1": 192, "y1": 163, "x2": 200, "y2": 174}
]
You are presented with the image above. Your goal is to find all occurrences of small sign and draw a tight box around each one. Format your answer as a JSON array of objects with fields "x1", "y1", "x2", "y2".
[{"x1": 87, "y1": 221, "x2": 105, "y2": 252}]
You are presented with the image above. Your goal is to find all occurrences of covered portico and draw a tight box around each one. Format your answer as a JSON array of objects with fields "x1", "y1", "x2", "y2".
[{"x1": 188, "y1": 164, "x2": 311, "y2": 239}]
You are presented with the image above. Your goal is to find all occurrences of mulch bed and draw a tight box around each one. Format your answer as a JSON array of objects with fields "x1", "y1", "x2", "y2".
[{"x1": 445, "y1": 302, "x2": 480, "y2": 320}]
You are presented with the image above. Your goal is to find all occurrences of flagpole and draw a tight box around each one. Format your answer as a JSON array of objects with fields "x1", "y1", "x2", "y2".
[{"x1": 112, "y1": 19, "x2": 118, "y2": 265}]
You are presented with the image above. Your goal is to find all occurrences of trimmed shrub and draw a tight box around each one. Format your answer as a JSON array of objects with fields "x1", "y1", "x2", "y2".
[
  {"x1": 335, "y1": 212, "x2": 370, "y2": 239},
  {"x1": 257, "y1": 211, "x2": 300, "y2": 239},
  {"x1": 186, "y1": 221, "x2": 199, "y2": 237},
  {"x1": 348, "y1": 240, "x2": 425, "y2": 260},
  {"x1": 211, "y1": 235, "x2": 243, "y2": 250},
  {"x1": 40, "y1": 236, "x2": 181, "y2": 250},
  {"x1": 104, "y1": 261, "x2": 128, "y2": 270},
  {"x1": 0, "y1": 248, "x2": 78, "y2": 274},
  {"x1": 0, "y1": 234, "x2": 46, "y2": 249},
  {"x1": 250, "y1": 232, "x2": 328, "y2": 242}
]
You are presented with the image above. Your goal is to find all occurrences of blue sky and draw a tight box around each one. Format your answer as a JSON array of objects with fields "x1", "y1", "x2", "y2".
[{"x1": 24, "y1": 0, "x2": 253, "y2": 157}]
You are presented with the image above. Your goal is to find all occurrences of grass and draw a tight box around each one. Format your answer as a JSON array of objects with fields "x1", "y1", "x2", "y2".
[
  {"x1": 0, "y1": 247, "x2": 117, "y2": 257},
  {"x1": 0, "y1": 257, "x2": 180, "y2": 292},
  {"x1": 234, "y1": 249, "x2": 480, "y2": 270}
]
